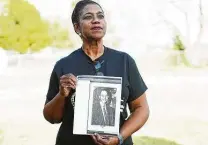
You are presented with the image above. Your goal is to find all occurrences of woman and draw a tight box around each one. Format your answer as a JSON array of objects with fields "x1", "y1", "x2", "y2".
[{"x1": 43, "y1": 0, "x2": 149, "y2": 145}]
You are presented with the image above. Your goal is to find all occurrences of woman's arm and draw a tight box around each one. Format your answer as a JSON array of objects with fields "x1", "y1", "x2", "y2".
[
  {"x1": 43, "y1": 92, "x2": 66, "y2": 124},
  {"x1": 43, "y1": 74, "x2": 77, "y2": 124},
  {"x1": 120, "y1": 92, "x2": 149, "y2": 140}
]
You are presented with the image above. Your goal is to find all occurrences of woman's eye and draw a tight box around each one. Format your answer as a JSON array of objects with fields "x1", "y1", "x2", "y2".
[
  {"x1": 84, "y1": 16, "x2": 92, "y2": 19},
  {"x1": 83, "y1": 14, "x2": 104, "y2": 20},
  {"x1": 98, "y1": 15, "x2": 104, "y2": 19}
]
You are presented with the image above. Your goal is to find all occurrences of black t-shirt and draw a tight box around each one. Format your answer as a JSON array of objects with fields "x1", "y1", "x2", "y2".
[{"x1": 45, "y1": 47, "x2": 148, "y2": 145}]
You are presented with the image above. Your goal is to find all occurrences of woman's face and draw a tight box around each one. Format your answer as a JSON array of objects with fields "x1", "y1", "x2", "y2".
[{"x1": 78, "y1": 4, "x2": 107, "y2": 41}]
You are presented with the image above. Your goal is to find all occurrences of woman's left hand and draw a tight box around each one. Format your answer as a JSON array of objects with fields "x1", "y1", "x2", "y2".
[{"x1": 91, "y1": 134, "x2": 119, "y2": 145}]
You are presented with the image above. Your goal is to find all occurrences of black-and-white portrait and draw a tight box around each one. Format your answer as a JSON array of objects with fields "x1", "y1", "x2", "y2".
[
  {"x1": 73, "y1": 76, "x2": 122, "y2": 136},
  {"x1": 91, "y1": 87, "x2": 117, "y2": 127}
]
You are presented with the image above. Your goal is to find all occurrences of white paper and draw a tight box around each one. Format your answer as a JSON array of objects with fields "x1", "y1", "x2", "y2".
[
  {"x1": 73, "y1": 80, "x2": 90, "y2": 135},
  {"x1": 73, "y1": 75, "x2": 122, "y2": 136}
]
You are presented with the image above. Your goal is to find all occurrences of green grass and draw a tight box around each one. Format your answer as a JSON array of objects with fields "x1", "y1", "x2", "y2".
[
  {"x1": 133, "y1": 136, "x2": 181, "y2": 145},
  {"x1": 0, "y1": 130, "x2": 3, "y2": 145}
]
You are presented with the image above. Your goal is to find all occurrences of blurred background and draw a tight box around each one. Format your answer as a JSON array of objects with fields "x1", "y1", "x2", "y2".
[{"x1": 0, "y1": 0, "x2": 208, "y2": 145}]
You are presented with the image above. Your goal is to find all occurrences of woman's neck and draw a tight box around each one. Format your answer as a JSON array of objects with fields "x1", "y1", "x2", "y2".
[{"x1": 82, "y1": 40, "x2": 104, "y2": 61}]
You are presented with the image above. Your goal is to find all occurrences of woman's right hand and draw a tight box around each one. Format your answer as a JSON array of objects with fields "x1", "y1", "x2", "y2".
[{"x1": 59, "y1": 73, "x2": 77, "y2": 97}]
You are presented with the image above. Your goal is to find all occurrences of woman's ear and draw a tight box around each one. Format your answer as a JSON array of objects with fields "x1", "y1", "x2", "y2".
[{"x1": 73, "y1": 23, "x2": 81, "y2": 35}]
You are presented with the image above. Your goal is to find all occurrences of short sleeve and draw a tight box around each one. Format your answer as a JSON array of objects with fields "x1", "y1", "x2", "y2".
[
  {"x1": 45, "y1": 63, "x2": 60, "y2": 104},
  {"x1": 127, "y1": 55, "x2": 148, "y2": 102}
]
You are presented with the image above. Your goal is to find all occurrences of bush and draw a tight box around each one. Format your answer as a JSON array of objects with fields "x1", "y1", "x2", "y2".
[
  {"x1": 170, "y1": 35, "x2": 191, "y2": 67},
  {"x1": 49, "y1": 21, "x2": 74, "y2": 49},
  {"x1": 133, "y1": 136, "x2": 181, "y2": 145},
  {"x1": 0, "y1": 0, "x2": 52, "y2": 54},
  {"x1": 173, "y1": 35, "x2": 185, "y2": 51}
]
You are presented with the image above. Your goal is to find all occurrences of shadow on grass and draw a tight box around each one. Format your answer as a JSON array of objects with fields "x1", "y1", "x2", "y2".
[{"x1": 133, "y1": 136, "x2": 181, "y2": 145}]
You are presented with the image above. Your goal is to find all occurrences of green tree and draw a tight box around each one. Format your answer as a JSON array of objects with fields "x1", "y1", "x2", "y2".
[
  {"x1": 71, "y1": 0, "x2": 80, "y2": 8},
  {"x1": 172, "y1": 35, "x2": 191, "y2": 67},
  {"x1": 0, "y1": 0, "x2": 52, "y2": 54},
  {"x1": 49, "y1": 21, "x2": 74, "y2": 48}
]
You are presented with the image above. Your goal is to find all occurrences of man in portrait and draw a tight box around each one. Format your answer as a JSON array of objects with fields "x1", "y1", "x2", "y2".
[{"x1": 91, "y1": 88, "x2": 115, "y2": 127}]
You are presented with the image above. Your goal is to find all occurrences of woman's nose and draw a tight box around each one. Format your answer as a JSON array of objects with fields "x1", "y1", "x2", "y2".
[{"x1": 92, "y1": 16, "x2": 100, "y2": 24}]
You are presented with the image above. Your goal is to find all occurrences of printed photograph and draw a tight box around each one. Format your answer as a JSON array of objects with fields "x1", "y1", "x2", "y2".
[
  {"x1": 91, "y1": 87, "x2": 117, "y2": 127},
  {"x1": 87, "y1": 82, "x2": 121, "y2": 135}
]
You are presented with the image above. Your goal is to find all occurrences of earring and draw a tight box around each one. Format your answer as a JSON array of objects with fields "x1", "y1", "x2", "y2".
[{"x1": 78, "y1": 33, "x2": 81, "y2": 36}]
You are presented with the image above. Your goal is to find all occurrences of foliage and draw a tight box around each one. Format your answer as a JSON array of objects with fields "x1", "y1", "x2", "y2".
[
  {"x1": 133, "y1": 136, "x2": 181, "y2": 145},
  {"x1": 71, "y1": 0, "x2": 80, "y2": 8},
  {"x1": 0, "y1": 0, "x2": 52, "y2": 54},
  {"x1": 49, "y1": 21, "x2": 74, "y2": 48},
  {"x1": 171, "y1": 35, "x2": 191, "y2": 67},
  {"x1": 173, "y1": 35, "x2": 185, "y2": 51}
]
